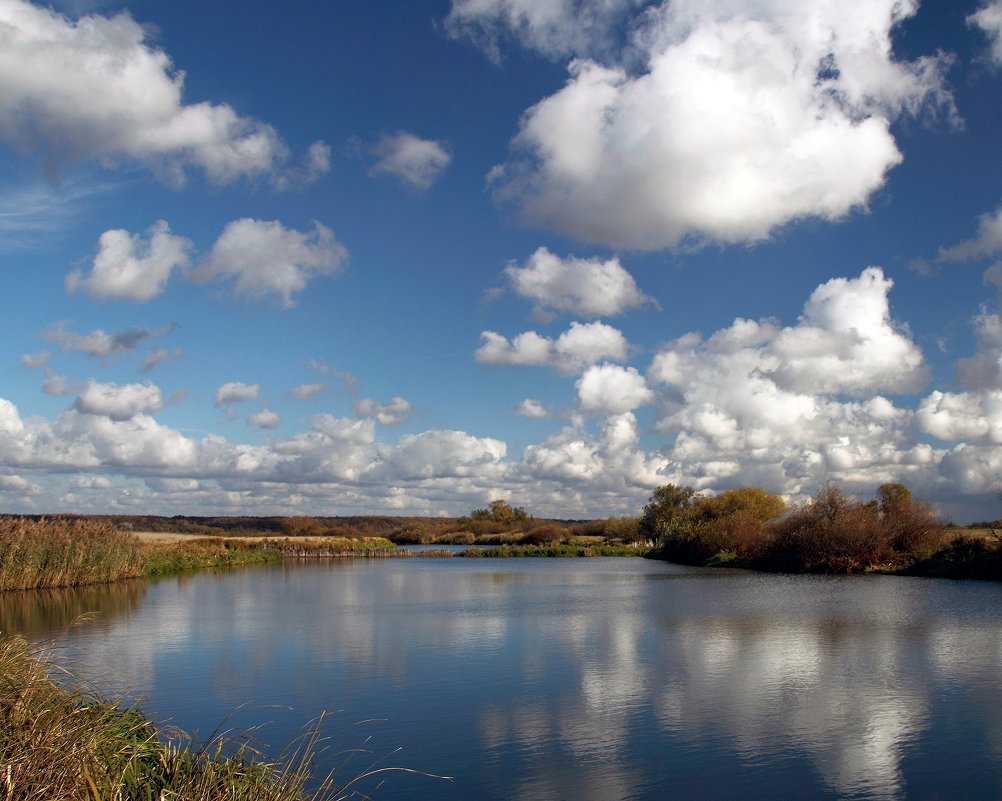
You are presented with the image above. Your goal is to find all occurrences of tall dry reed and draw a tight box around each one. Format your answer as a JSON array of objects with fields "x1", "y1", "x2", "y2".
[
  {"x1": 0, "y1": 518, "x2": 144, "y2": 592},
  {"x1": 0, "y1": 633, "x2": 438, "y2": 800}
]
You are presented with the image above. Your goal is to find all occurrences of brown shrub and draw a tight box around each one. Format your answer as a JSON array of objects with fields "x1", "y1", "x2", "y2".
[{"x1": 521, "y1": 523, "x2": 570, "y2": 545}]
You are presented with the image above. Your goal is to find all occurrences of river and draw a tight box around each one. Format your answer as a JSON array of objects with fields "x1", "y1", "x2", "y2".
[{"x1": 6, "y1": 557, "x2": 1002, "y2": 801}]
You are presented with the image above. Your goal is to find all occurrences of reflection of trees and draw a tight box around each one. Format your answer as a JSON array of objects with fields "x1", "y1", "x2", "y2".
[{"x1": 0, "y1": 581, "x2": 147, "y2": 638}]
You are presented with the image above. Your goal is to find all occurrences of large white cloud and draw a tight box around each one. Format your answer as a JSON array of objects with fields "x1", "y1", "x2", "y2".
[
  {"x1": 503, "y1": 247, "x2": 653, "y2": 318},
  {"x1": 0, "y1": 0, "x2": 326, "y2": 186},
  {"x1": 485, "y1": 0, "x2": 953, "y2": 249},
  {"x1": 646, "y1": 267, "x2": 932, "y2": 493},
  {"x1": 970, "y1": 1, "x2": 1002, "y2": 64},
  {"x1": 190, "y1": 219, "x2": 347, "y2": 308},
  {"x1": 373, "y1": 430, "x2": 507, "y2": 481},
  {"x1": 521, "y1": 412, "x2": 664, "y2": 490},
  {"x1": 66, "y1": 220, "x2": 192, "y2": 301},
  {"x1": 476, "y1": 320, "x2": 630, "y2": 374},
  {"x1": 576, "y1": 363, "x2": 653, "y2": 415},
  {"x1": 7, "y1": 268, "x2": 1002, "y2": 517},
  {"x1": 769, "y1": 268, "x2": 928, "y2": 396},
  {"x1": 916, "y1": 390, "x2": 1002, "y2": 444},
  {"x1": 915, "y1": 311, "x2": 1002, "y2": 493},
  {"x1": 73, "y1": 380, "x2": 163, "y2": 420},
  {"x1": 370, "y1": 132, "x2": 451, "y2": 190}
]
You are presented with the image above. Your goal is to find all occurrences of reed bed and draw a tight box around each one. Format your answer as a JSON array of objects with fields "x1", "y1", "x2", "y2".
[
  {"x1": 259, "y1": 538, "x2": 399, "y2": 558},
  {"x1": 0, "y1": 518, "x2": 144, "y2": 592},
  {"x1": 141, "y1": 538, "x2": 283, "y2": 577},
  {"x1": 0, "y1": 633, "x2": 429, "y2": 800},
  {"x1": 0, "y1": 520, "x2": 287, "y2": 592}
]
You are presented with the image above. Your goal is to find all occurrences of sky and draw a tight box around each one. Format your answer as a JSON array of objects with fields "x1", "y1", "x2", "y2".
[{"x1": 2, "y1": 0, "x2": 1002, "y2": 522}]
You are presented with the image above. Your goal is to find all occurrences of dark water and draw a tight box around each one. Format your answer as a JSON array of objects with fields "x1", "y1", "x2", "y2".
[{"x1": 8, "y1": 558, "x2": 1002, "y2": 801}]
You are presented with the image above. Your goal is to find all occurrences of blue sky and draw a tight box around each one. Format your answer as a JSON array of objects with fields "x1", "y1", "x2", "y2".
[{"x1": 3, "y1": 0, "x2": 1002, "y2": 522}]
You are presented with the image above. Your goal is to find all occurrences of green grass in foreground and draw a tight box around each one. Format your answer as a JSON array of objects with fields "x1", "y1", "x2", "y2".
[{"x1": 0, "y1": 634, "x2": 441, "y2": 800}]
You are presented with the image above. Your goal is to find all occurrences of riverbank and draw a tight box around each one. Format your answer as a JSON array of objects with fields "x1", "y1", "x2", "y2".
[
  {"x1": 459, "y1": 542, "x2": 647, "y2": 557},
  {"x1": 646, "y1": 532, "x2": 1002, "y2": 580},
  {"x1": 0, "y1": 518, "x2": 396, "y2": 592},
  {"x1": 0, "y1": 633, "x2": 383, "y2": 801}
]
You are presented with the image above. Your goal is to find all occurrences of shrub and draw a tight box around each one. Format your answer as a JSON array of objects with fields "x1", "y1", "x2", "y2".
[
  {"x1": 520, "y1": 524, "x2": 569, "y2": 545},
  {"x1": 768, "y1": 499, "x2": 890, "y2": 573}
]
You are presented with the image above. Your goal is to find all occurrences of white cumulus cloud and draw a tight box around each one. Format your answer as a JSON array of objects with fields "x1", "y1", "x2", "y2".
[
  {"x1": 646, "y1": 267, "x2": 931, "y2": 493},
  {"x1": 488, "y1": 0, "x2": 953, "y2": 249},
  {"x1": 371, "y1": 132, "x2": 451, "y2": 190},
  {"x1": 374, "y1": 430, "x2": 507, "y2": 481},
  {"x1": 0, "y1": 474, "x2": 42, "y2": 495},
  {"x1": 73, "y1": 380, "x2": 163, "y2": 421},
  {"x1": 504, "y1": 247, "x2": 653, "y2": 318},
  {"x1": 970, "y1": 1, "x2": 1002, "y2": 64},
  {"x1": 191, "y1": 219, "x2": 347, "y2": 308},
  {"x1": 768, "y1": 268, "x2": 928, "y2": 396},
  {"x1": 515, "y1": 398, "x2": 550, "y2": 419},
  {"x1": 476, "y1": 320, "x2": 629, "y2": 375},
  {"x1": 214, "y1": 382, "x2": 260, "y2": 406},
  {"x1": 0, "y1": 0, "x2": 326, "y2": 186},
  {"x1": 353, "y1": 397, "x2": 412, "y2": 426},
  {"x1": 66, "y1": 220, "x2": 192, "y2": 301},
  {"x1": 576, "y1": 363, "x2": 654, "y2": 415},
  {"x1": 247, "y1": 408, "x2": 281, "y2": 430},
  {"x1": 521, "y1": 412, "x2": 664, "y2": 489}
]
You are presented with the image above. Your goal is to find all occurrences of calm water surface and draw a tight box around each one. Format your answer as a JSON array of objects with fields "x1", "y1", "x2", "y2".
[{"x1": 7, "y1": 558, "x2": 1002, "y2": 801}]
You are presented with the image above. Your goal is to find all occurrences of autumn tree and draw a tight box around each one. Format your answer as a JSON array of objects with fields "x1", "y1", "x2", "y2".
[
  {"x1": 875, "y1": 482, "x2": 943, "y2": 555},
  {"x1": 692, "y1": 487, "x2": 786, "y2": 559},
  {"x1": 639, "y1": 484, "x2": 696, "y2": 548},
  {"x1": 468, "y1": 500, "x2": 529, "y2": 529}
]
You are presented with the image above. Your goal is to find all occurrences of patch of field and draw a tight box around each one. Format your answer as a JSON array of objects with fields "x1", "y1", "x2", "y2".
[
  {"x1": 957, "y1": 528, "x2": 1000, "y2": 541},
  {"x1": 130, "y1": 531, "x2": 219, "y2": 543}
]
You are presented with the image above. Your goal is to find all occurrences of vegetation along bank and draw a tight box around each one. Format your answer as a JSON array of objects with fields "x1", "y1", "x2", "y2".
[
  {"x1": 0, "y1": 633, "x2": 411, "y2": 801},
  {"x1": 639, "y1": 481, "x2": 1002, "y2": 580}
]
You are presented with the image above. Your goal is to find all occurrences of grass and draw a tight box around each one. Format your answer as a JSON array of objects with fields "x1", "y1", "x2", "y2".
[
  {"x1": 0, "y1": 520, "x2": 288, "y2": 592},
  {"x1": 0, "y1": 518, "x2": 145, "y2": 592},
  {"x1": 459, "y1": 543, "x2": 648, "y2": 558},
  {"x1": 141, "y1": 538, "x2": 283, "y2": 577},
  {"x1": 0, "y1": 633, "x2": 440, "y2": 800},
  {"x1": 258, "y1": 537, "x2": 397, "y2": 557}
]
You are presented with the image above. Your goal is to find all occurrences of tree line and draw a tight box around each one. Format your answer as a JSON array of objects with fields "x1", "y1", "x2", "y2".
[{"x1": 639, "y1": 481, "x2": 951, "y2": 573}]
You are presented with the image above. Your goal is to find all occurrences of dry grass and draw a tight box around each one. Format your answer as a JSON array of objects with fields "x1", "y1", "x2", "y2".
[
  {"x1": 0, "y1": 518, "x2": 144, "y2": 592},
  {"x1": 0, "y1": 634, "x2": 447, "y2": 800},
  {"x1": 0, "y1": 520, "x2": 288, "y2": 592}
]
